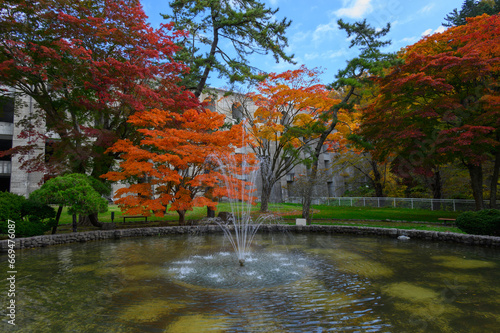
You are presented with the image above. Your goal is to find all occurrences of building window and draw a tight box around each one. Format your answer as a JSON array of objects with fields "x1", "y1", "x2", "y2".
[
  {"x1": 327, "y1": 181, "x2": 334, "y2": 197},
  {"x1": 0, "y1": 96, "x2": 14, "y2": 123},
  {"x1": 0, "y1": 175, "x2": 10, "y2": 192},
  {"x1": 0, "y1": 139, "x2": 12, "y2": 161}
]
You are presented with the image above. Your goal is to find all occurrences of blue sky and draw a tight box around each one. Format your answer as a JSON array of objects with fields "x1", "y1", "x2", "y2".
[{"x1": 140, "y1": 0, "x2": 461, "y2": 88}]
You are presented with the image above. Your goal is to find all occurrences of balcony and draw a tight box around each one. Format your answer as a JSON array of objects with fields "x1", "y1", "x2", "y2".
[{"x1": 0, "y1": 160, "x2": 11, "y2": 174}]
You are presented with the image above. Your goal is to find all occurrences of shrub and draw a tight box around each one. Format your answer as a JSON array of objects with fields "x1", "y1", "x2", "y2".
[
  {"x1": 0, "y1": 193, "x2": 56, "y2": 237},
  {"x1": 456, "y1": 209, "x2": 500, "y2": 236},
  {"x1": 0, "y1": 192, "x2": 25, "y2": 222}
]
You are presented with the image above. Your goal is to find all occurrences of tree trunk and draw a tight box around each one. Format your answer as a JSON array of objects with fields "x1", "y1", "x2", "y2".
[
  {"x1": 370, "y1": 160, "x2": 384, "y2": 197},
  {"x1": 431, "y1": 170, "x2": 443, "y2": 199},
  {"x1": 302, "y1": 182, "x2": 314, "y2": 225},
  {"x1": 72, "y1": 214, "x2": 77, "y2": 232},
  {"x1": 260, "y1": 182, "x2": 272, "y2": 213},
  {"x1": 467, "y1": 163, "x2": 485, "y2": 210},
  {"x1": 177, "y1": 210, "x2": 186, "y2": 225},
  {"x1": 207, "y1": 207, "x2": 216, "y2": 218},
  {"x1": 490, "y1": 148, "x2": 500, "y2": 209},
  {"x1": 259, "y1": 160, "x2": 275, "y2": 212},
  {"x1": 302, "y1": 165, "x2": 318, "y2": 225},
  {"x1": 88, "y1": 213, "x2": 103, "y2": 228},
  {"x1": 51, "y1": 205, "x2": 63, "y2": 234},
  {"x1": 431, "y1": 170, "x2": 443, "y2": 210},
  {"x1": 78, "y1": 213, "x2": 103, "y2": 228}
]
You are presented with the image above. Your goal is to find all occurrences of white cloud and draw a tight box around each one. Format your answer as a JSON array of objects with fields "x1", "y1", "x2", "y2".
[
  {"x1": 421, "y1": 28, "x2": 433, "y2": 36},
  {"x1": 399, "y1": 36, "x2": 418, "y2": 43},
  {"x1": 334, "y1": 0, "x2": 373, "y2": 19},
  {"x1": 421, "y1": 25, "x2": 446, "y2": 36},
  {"x1": 418, "y1": 4, "x2": 434, "y2": 14},
  {"x1": 269, "y1": 0, "x2": 279, "y2": 6},
  {"x1": 304, "y1": 53, "x2": 319, "y2": 61},
  {"x1": 435, "y1": 26, "x2": 446, "y2": 34},
  {"x1": 312, "y1": 21, "x2": 338, "y2": 41}
]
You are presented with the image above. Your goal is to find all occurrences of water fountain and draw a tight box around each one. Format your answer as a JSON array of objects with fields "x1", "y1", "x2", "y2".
[
  {"x1": 2, "y1": 148, "x2": 500, "y2": 331},
  {"x1": 2, "y1": 233, "x2": 499, "y2": 332},
  {"x1": 207, "y1": 147, "x2": 272, "y2": 267}
]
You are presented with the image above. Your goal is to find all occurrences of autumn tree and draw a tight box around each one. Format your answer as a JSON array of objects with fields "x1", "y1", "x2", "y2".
[
  {"x1": 102, "y1": 108, "x2": 254, "y2": 224},
  {"x1": 298, "y1": 19, "x2": 397, "y2": 223},
  {"x1": 0, "y1": 0, "x2": 198, "y2": 177},
  {"x1": 229, "y1": 66, "x2": 335, "y2": 212},
  {"x1": 361, "y1": 15, "x2": 500, "y2": 210},
  {"x1": 327, "y1": 86, "x2": 399, "y2": 198},
  {"x1": 163, "y1": 0, "x2": 295, "y2": 98}
]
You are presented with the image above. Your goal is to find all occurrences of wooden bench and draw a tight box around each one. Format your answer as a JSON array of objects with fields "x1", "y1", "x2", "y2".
[
  {"x1": 122, "y1": 215, "x2": 148, "y2": 223},
  {"x1": 438, "y1": 218, "x2": 456, "y2": 225}
]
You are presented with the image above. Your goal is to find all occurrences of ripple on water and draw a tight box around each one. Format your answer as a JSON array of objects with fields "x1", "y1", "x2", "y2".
[{"x1": 166, "y1": 251, "x2": 312, "y2": 290}]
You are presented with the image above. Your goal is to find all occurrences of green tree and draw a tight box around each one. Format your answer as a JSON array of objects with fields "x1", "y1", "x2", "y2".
[
  {"x1": 443, "y1": 0, "x2": 499, "y2": 26},
  {"x1": 163, "y1": 0, "x2": 295, "y2": 97},
  {"x1": 300, "y1": 19, "x2": 397, "y2": 223},
  {"x1": 29, "y1": 174, "x2": 108, "y2": 233}
]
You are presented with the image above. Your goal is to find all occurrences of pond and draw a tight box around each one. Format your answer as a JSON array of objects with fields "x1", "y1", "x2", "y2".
[{"x1": 1, "y1": 233, "x2": 499, "y2": 332}]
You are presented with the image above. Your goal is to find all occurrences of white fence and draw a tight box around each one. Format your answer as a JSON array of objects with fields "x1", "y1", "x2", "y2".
[{"x1": 285, "y1": 196, "x2": 494, "y2": 212}]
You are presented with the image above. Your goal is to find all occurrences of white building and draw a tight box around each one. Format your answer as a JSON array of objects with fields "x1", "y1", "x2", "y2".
[
  {"x1": 0, "y1": 92, "x2": 44, "y2": 196},
  {"x1": 3, "y1": 88, "x2": 354, "y2": 201}
]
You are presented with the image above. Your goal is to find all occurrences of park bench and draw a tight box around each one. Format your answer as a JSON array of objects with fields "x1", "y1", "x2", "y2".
[
  {"x1": 122, "y1": 215, "x2": 148, "y2": 223},
  {"x1": 438, "y1": 218, "x2": 456, "y2": 225}
]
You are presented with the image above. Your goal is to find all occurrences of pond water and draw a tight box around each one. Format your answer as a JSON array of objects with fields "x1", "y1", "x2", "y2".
[{"x1": 1, "y1": 233, "x2": 499, "y2": 332}]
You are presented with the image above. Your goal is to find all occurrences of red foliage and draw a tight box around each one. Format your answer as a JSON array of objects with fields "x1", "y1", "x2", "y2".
[{"x1": 0, "y1": 0, "x2": 198, "y2": 175}]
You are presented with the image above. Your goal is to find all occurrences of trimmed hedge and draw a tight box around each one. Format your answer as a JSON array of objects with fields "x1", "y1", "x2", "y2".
[{"x1": 456, "y1": 209, "x2": 500, "y2": 236}]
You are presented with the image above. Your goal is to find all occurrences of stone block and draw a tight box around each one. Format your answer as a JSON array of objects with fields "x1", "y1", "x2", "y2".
[{"x1": 296, "y1": 218, "x2": 307, "y2": 226}]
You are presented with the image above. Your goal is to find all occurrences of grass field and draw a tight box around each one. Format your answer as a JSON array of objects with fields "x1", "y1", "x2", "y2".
[{"x1": 53, "y1": 203, "x2": 463, "y2": 233}]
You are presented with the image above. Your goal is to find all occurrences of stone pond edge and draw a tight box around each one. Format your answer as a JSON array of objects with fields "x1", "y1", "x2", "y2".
[{"x1": 1, "y1": 225, "x2": 500, "y2": 252}]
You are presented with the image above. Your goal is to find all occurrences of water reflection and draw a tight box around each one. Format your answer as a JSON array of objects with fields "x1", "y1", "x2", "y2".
[{"x1": 0, "y1": 233, "x2": 499, "y2": 332}]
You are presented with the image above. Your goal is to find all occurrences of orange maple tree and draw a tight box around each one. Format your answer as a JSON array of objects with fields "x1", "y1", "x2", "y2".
[
  {"x1": 246, "y1": 65, "x2": 339, "y2": 212},
  {"x1": 102, "y1": 108, "x2": 255, "y2": 223}
]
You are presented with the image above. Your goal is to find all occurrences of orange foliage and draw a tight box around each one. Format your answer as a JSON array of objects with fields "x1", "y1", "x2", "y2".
[
  {"x1": 102, "y1": 108, "x2": 256, "y2": 223},
  {"x1": 249, "y1": 65, "x2": 340, "y2": 147}
]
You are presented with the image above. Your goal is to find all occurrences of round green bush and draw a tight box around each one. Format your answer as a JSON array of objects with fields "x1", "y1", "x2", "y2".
[{"x1": 456, "y1": 209, "x2": 500, "y2": 236}]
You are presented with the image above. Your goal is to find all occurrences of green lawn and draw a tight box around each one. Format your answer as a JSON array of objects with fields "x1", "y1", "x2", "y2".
[
  {"x1": 279, "y1": 203, "x2": 461, "y2": 222},
  {"x1": 54, "y1": 202, "x2": 463, "y2": 233}
]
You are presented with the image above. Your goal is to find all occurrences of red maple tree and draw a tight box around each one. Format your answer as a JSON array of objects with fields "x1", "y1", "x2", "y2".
[
  {"x1": 0, "y1": 0, "x2": 198, "y2": 177},
  {"x1": 360, "y1": 14, "x2": 500, "y2": 209}
]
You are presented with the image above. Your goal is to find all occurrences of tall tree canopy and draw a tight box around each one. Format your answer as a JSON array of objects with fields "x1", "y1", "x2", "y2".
[
  {"x1": 361, "y1": 14, "x2": 500, "y2": 210},
  {"x1": 102, "y1": 108, "x2": 254, "y2": 224},
  {"x1": 443, "y1": 0, "x2": 499, "y2": 26},
  {"x1": 0, "y1": 0, "x2": 198, "y2": 177},
  {"x1": 163, "y1": 0, "x2": 295, "y2": 97}
]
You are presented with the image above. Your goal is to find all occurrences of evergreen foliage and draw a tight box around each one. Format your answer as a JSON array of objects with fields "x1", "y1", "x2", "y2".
[
  {"x1": 443, "y1": 0, "x2": 500, "y2": 26},
  {"x1": 163, "y1": 0, "x2": 295, "y2": 96},
  {"x1": 456, "y1": 209, "x2": 500, "y2": 236}
]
